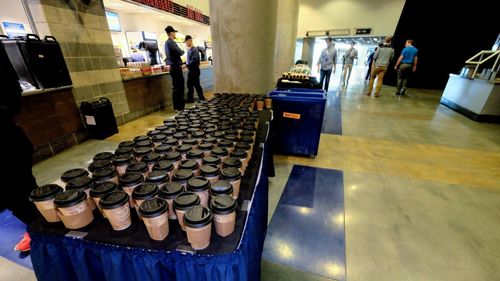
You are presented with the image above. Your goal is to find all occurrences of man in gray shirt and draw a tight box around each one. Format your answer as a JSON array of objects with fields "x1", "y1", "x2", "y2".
[
  {"x1": 342, "y1": 42, "x2": 358, "y2": 86},
  {"x1": 316, "y1": 37, "x2": 337, "y2": 92},
  {"x1": 366, "y1": 36, "x2": 394, "y2": 97}
]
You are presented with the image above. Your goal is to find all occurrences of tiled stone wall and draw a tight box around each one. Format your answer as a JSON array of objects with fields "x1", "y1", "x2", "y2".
[{"x1": 28, "y1": 0, "x2": 130, "y2": 124}]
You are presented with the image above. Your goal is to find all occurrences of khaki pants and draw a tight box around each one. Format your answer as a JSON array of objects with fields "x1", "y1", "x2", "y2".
[
  {"x1": 367, "y1": 66, "x2": 387, "y2": 96},
  {"x1": 342, "y1": 64, "x2": 353, "y2": 85}
]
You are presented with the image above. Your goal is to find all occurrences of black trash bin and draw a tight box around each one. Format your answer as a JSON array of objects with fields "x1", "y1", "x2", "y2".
[{"x1": 80, "y1": 98, "x2": 119, "y2": 140}]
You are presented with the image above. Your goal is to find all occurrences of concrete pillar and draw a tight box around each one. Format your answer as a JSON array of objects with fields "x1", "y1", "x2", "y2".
[
  {"x1": 301, "y1": 37, "x2": 315, "y2": 67},
  {"x1": 274, "y1": 0, "x2": 299, "y2": 80},
  {"x1": 209, "y1": 0, "x2": 278, "y2": 94}
]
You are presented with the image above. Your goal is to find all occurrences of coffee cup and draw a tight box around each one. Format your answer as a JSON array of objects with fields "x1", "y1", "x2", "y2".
[
  {"x1": 152, "y1": 160, "x2": 175, "y2": 180},
  {"x1": 179, "y1": 159, "x2": 200, "y2": 176},
  {"x1": 200, "y1": 164, "x2": 220, "y2": 185},
  {"x1": 230, "y1": 149, "x2": 248, "y2": 174},
  {"x1": 186, "y1": 149, "x2": 204, "y2": 168},
  {"x1": 176, "y1": 144, "x2": 192, "y2": 160},
  {"x1": 113, "y1": 154, "x2": 134, "y2": 177},
  {"x1": 220, "y1": 168, "x2": 242, "y2": 199},
  {"x1": 90, "y1": 181, "x2": 118, "y2": 217},
  {"x1": 184, "y1": 206, "x2": 212, "y2": 250},
  {"x1": 132, "y1": 182, "x2": 159, "y2": 219},
  {"x1": 210, "y1": 147, "x2": 229, "y2": 163},
  {"x1": 29, "y1": 184, "x2": 64, "y2": 223},
  {"x1": 146, "y1": 170, "x2": 169, "y2": 188},
  {"x1": 119, "y1": 172, "x2": 145, "y2": 207},
  {"x1": 142, "y1": 152, "x2": 161, "y2": 172},
  {"x1": 92, "y1": 167, "x2": 119, "y2": 185},
  {"x1": 54, "y1": 190, "x2": 94, "y2": 229},
  {"x1": 210, "y1": 195, "x2": 237, "y2": 237},
  {"x1": 172, "y1": 169, "x2": 194, "y2": 190},
  {"x1": 163, "y1": 151, "x2": 182, "y2": 170},
  {"x1": 61, "y1": 168, "x2": 89, "y2": 185},
  {"x1": 222, "y1": 157, "x2": 243, "y2": 176},
  {"x1": 173, "y1": 192, "x2": 200, "y2": 231},
  {"x1": 197, "y1": 142, "x2": 214, "y2": 157},
  {"x1": 134, "y1": 146, "x2": 153, "y2": 162},
  {"x1": 66, "y1": 176, "x2": 97, "y2": 210},
  {"x1": 139, "y1": 198, "x2": 170, "y2": 241},
  {"x1": 126, "y1": 162, "x2": 149, "y2": 178},
  {"x1": 187, "y1": 177, "x2": 211, "y2": 207},
  {"x1": 202, "y1": 155, "x2": 222, "y2": 170},
  {"x1": 158, "y1": 182, "x2": 184, "y2": 219},
  {"x1": 100, "y1": 190, "x2": 132, "y2": 231},
  {"x1": 210, "y1": 180, "x2": 234, "y2": 197}
]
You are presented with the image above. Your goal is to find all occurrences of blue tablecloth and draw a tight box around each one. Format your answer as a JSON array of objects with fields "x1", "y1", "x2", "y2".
[{"x1": 29, "y1": 113, "x2": 271, "y2": 281}]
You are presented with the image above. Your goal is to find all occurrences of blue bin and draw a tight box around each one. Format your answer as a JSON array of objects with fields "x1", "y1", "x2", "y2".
[{"x1": 269, "y1": 90, "x2": 326, "y2": 157}]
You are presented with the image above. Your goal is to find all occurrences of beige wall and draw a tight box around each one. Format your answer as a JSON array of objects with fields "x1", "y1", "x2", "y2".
[
  {"x1": 297, "y1": 0, "x2": 405, "y2": 37},
  {"x1": 0, "y1": 0, "x2": 34, "y2": 35}
]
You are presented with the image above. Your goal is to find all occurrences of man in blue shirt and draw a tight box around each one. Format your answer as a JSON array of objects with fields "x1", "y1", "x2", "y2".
[
  {"x1": 185, "y1": 35, "x2": 205, "y2": 103},
  {"x1": 394, "y1": 39, "x2": 418, "y2": 95},
  {"x1": 164, "y1": 25, "x2": 185, "y2": 111},
  {"x1": 130, "y1": 47, "x2": 145, "y2": 62}
]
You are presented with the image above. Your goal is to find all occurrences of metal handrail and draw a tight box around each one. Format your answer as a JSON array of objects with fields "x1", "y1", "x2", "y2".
[{"x1": 465, "y1": 50, "x2": 500, "y2": 78}]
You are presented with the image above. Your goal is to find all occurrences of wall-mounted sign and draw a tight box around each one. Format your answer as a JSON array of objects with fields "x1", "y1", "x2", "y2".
[
  {"x1": 2, "y1": 22, "x2": 27, "y2": 38},
  {"x1": 355, "y1": 28, "x2": 372, "y2": 35},
  {"x1": 131, "y1": 0, "x2": 210, "y2": 25},
  {"x1": 105, "y1": 11, "x2": 121, "y2": 32}
]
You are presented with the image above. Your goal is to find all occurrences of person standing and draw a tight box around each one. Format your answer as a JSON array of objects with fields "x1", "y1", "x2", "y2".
[
  {"x1": 316, "y1": 37, "x2": 337, "y2": 92},
  {"x1": 394, "y1": 39, "x2": 418, "y2": 95},
  {"x1": 1, "y1": 47, "x2": 39, "y2": 252},
  {"x1": 365, "y1": 47, "x2": 377, "y2": 80},
  {"x1": 130, "y1": 47, "x2": 145, "y2": 62},
  {"x1": 164, "y1": 25, "x2": 185, "y2": 111},
  {"x1": 184, "y1": 35, "x2": 205, "y2": 103},
  {"x1": 341, "y1": 42, "x2": 358, "y2": 86},
  {"x1": 366, "y1": 37, "x2": 394, "y2": 97}
]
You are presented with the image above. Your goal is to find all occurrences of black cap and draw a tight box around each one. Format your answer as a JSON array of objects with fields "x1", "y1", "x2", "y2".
[
  {"x1": 119, "y1": 172, "x2": 144, "y2": 186},
  {"x1": 139, "y1": 198, "x2": 168, "y2": 218},
  {"x1": 132, "y1": 183, "x2": 159, "y2": 200},
  {"x1": 200, "y1": 164, "x2": 220, "y2": 177},
  {"x1": 99, "y1": 190, "x2": 129, "y2": 209},
  {"x1": 210, "y1": 180, "x2": 233, "y2": 196},
  {"x1": 184, "y1": 35, "x2": 192, "y2": 42},
  {"x1": 93, "y1": 152, "x2": 114, "y2": 162},
  {"x1": 153, "y1": 160, "x2": 174, "y2": 172},
  {"x1": 54, "y1": 190, "x2": 87, "y2": 208},
  {"x1": 92, "y1": 167, "x2": 117, "y2": 181},
  {"x1": 88, "y1": 160, "x2": 113, "y2": 173},
  {"x1": 183, "y1": 206, "x2": 212, "y2": 228},
  {"x1": 173, "y1": 192, "x2": 200, "y2": 210},
  {"x1": 159, "y1": 182, "x2": 184, "y2": 199},
  {"x1": 118, "y1": 141, "x2": 135, "y2": 148},
  {"x1": 30, "y1": 184, "x2": 64, "y2": 202},
  {"x1": 61, "y1": 168, "x2": 89, "y2": 183},
  {"x1": 187, "y1": 177, "x2": 210, "y2": 192},
  {"x1": 223, "y1": 157, "x2": 242, "y2": 169},
  {"x1": 67, "y1": 176, "x2": 95, "y2": 191},
  {"x1": 126, "y1": 162, "x2": 148, "y2": 174},
  {"x1": 90, "y1": 181, "x2": 118, "y2": 198},
  {"x1": 113, "y1": 154, "x2": 134, "y2": 165},
  {"x1": 220, "y1": 167, "x2": 242, "y2": 181},
  {"x1": 173, "y1": 169, "x2": 194, "y2": 182},
  {"x1": 210, "y1": 195, "x2": 237, "y2": 215},
  {"x1": 115, "y1": 146, "x2": 134, "y2": 156},
  {"x1": 146, "y1": 170, "x2": 169, "y2": 184},
  {"x1": 179, "y1": 159, "x2": 199, "y2": 170},
  {"x1": 165, "y1": 25, "x2": 178, "y2": 33}
]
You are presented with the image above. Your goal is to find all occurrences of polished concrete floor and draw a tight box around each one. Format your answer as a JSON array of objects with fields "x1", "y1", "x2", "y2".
[{"x1": 1, "y1": 66, "x2": 500, "y2": 280}]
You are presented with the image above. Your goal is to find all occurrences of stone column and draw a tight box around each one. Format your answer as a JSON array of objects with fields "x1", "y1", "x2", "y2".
[
  {"x1": 209, "y1": 0, "x2": 278, "y2": 94},
  {"x1": 27, "y1": 0, "x2": 130, "y2": 124},
  {"x1": 273, "y1": 0, "x2": 299, "y2": 81},
  {"x1": 301, "y1": 37, "x2": 315, "y2": 67}
]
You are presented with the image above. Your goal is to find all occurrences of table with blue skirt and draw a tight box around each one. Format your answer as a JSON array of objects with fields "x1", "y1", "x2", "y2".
[{"x1": 28, "y1": 111, "x2": 273, "y2": 281}]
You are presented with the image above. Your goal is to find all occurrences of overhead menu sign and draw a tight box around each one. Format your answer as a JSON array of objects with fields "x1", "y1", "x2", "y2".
[{"x1": 130, "y1": 0, "x2": 210, "y2": 25}]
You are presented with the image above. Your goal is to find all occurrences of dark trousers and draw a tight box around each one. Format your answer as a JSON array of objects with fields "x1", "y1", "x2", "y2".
[
  {"x1": 365, "y1": 63, "x2": 373, "y2": 80},
  {"x1": 170, "y1": 66, "x2": 185, "y2": 110},
  {"x1": 397, "y1": 63, "x2": 413, "y2": 93},
  {"x1": 186, "y1": 67, "x2": 205, "y2": 103},
  {"x1": 0, "y1": 121, "x2": 39, "y2": 225},
  {"x1": 319, "y1": 69, "x2": 333, "y2": 91}
]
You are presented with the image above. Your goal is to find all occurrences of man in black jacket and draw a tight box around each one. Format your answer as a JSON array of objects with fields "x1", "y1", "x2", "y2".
[
  {"x1": 164, "y1": 25, "x2": 185, "y2": 111},
  {"x1": 0, "y1": 45, "x2": 39, "y2": 252}
]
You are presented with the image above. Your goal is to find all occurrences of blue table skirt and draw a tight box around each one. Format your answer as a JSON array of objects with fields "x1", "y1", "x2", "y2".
[{"x1": 29, "y1": 121, "x2": 271, "y2": 281}]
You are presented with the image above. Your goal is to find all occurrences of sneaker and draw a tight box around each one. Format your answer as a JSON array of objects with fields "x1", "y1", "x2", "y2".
[
  {"x1": 375, "y1": 94, "x2": 380, "y2": 97},
  {"x1": 394, "y1": 92, "x2": 400, "y2": 96},
  {"x1": 14, "y1": 232, "x2": 31, "y2": 252},
  {"x1": 366, "y1": 91, "x2": 371, "y2": 96}
]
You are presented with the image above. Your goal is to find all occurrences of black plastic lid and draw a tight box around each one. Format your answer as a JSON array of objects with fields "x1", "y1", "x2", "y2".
[
  {"x1": 202, "y1": 155, "x2": 221, "y2": 165},
  {"x1": 61, "y1": 168, "x2": 89, "y2": 182},
  {"x1": 147, "y1": 129, "x2": 161, "y2": 137},
  {"x1": 187, "y1": 128, "x2": 200, "y2": 134},
  {"x1": 139, "y1": 198, "x2": 168, "y2": 218},
  {"x1": 239, "y1": 136, "x2": 254, "y2": 144},
  {"x1": 224, "y1": 135, "x2": 237, "y2": 142},
  {"x1": 204, "y1": 127, "x2": 216, "y2": 134},
  {"x1": 119, "y1": 141, "x2": 135, "y2": 148},
  {"x1": 187, "y1": 149, "x2": 204, "y2": 159},
  {"x1": 99, "y1": 190, "x2": 129, "y2": 209},
  {"x1": 187, "y1": 177, "x2": 210, "y2": 192},
  {"x1": 180, "y1": 159, "x2": 199, "y2": 170},
  {"x1": 223, "y1": 157, "x2": 242, "y2": 168},
  {"x1": 146, "y1": 170, "x2": 169, "y2": 183},
  {"x1": 163, "y1": 138, "x2": 179, "y2": 146},
  {"x1": 174, "y1": 132, "x2": 187, "y2": 139},
  {"x1": 211, "y1": 131, "x2": 225, "y2": 138},
  {"x1": 211, "y1": 147, "x2": 228, "y2": 157},
  {"x1": 152, "y1": 160, "x2": 174, "y2": 172},
  {"x1": 54, "y1": 190, "x2": 87, "y2": 208},
  {"x1": 134, "y1": 146, "x2": 153, "y2": 156},
  {"x1": 202, "y1": 137, "x2": 217, "y2": 144},
  {"x1": 113, "y1": 154, "x2": 134, "y2": 165},
  {"x1": 200, "y1": 164, "x2": 220, "y2": 177},
  {"x1": 67, "y1": 176, "x2": 95, "y2": 191},
  {"x1": 134, "y1": 135, "x2": 149, "y2": 142},
  {"x1": 164, "y1": 151, "x2": 181, "y2": 161},
  {"x1": 173, "y1": 169, "x2": 194, "y2": 182},
  {"x1": 184, "y1": 206, "x2": 212, "y2": 228},
  {"x1": 218, "y1": 139, "x2": 234, "y2": 148},
  {"x1": 132, "y1": 183, "x2": 159, "y2": 200},
  {"x1": 243, "y1": 125, "x2": 256, "y2": 131},
  {"x1": 88, "y1": 160, "x2": 113, "y2": 173},
  {"x1": 90, "y1": 181, "x2": 118, "y2": 197},
  {"x1": 155, "y1": 125, "x2": 169, "y2": 131},
  {"x1": 126, "y1": 162, "x2": 148, "y2": 174},
  {"x1": 225, "y1": 129, "x2": 239, "y2": 137},
  {"x1": 210, "y1": 180, "x2": 233, "y2": 196},
  {"x1": 152, "y1": 134, "x2": 167, "y2": 142},
  {"x1": 230, "y1": 149, "x2": 248, "y2": 159},
  {"x1": 115, "y1": 146, "x2": 134, "y2": 156},
  {"x1": 176, "y1": 144, "x2": 192, "y2": 153},
  {"x1": 92, "y1": 167, "x2": 117, "y2": 180},
  {"x1": 93, "y1": 152, "x2": 114, "y2": 162},
  {"x1": 210, "y1": 195, "x2": 237, "y2": 215},
  {"x1": 191, "y1": 131, "x2": 205, "y2": 138},
  {"x1": 198, "y1": 143, "x2": 214, "y2": 151},
  {"x1": 159, "y1": 182, "x2": 183, "y2": 198},
  {"x1": 163, "y1": 128, "x2": 176, "y2": 136},
  {"x1": 220, "y1": 167, "x2": 242, "y2": 180},
  {"x1": 119, "y1": 172, "x2": 144, "y2": 186},
  {"x1": 155, "y1": 144, "x2": 173, "y2": 154},
  {"x1": 235, "y1": 142, "x2": 251, "y2": 151},
  {"x1": 240, "y1": 130, "x2": 254, "y2": 137},
  {"x1": 135, "y1": 140, "x2": 154, "y2": 151},
  {"x1": 29, "y1": 184, "x2": 64, "y2": 202},
  {"x1": 219, "y1": 125, "x2": 230, "y2": 131},
  {"x1": 173, "y1": 192, "x2": 200, "y2": 210},
  {"x1": 142, "y1": 152, "x2": 161, "y2": 164},
  {"x1": 183, "y1": 138, "x2": 198, "y2": 146}
]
